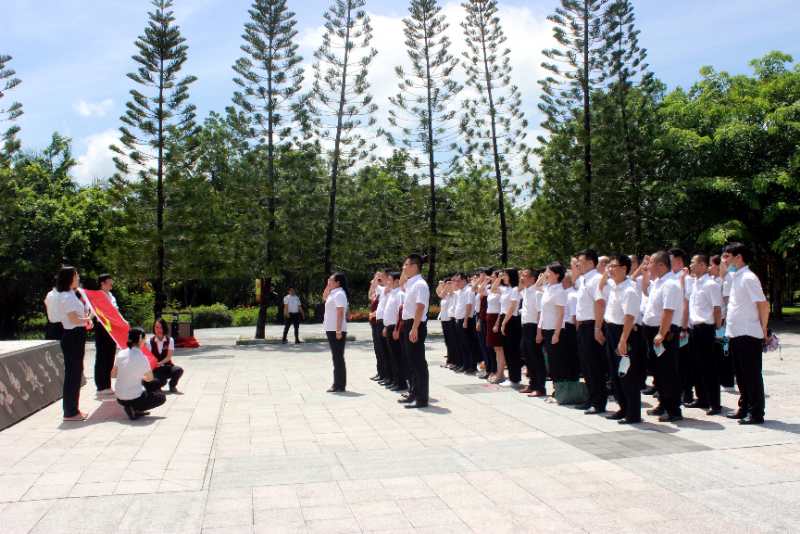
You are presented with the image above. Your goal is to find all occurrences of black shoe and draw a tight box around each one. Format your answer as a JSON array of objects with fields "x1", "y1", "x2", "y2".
[
  {"x1": 169, "y1": 386, "x2": 179, "y2": 394},
  {"x1": 282, "y1": 339, "x2": 288, "y2": 344},
  {"x1": 584, "y1": 407, "x2": 604, "y2": 415},
  {"x1": 641, "y1": 386, "x2": 657, "y2": 395},
  {"x1": 738, "y1": 415, "x2": 764, "y2": 425},
  {"x1": 575, "y1": 403, "x2": 592, "y2": 411},
  {"x1": 405, "y1": 402, "x2": 428, "y2": 409},
  {"x1": 398, "y1": 396, "x2": 415, "y2": 404},
  {"x1": 606, "y1": 411, "x2": 625, "y2": 420},
  {"x1": 726, "y1": 411, "x2": 747, "y2": 420},
  {"x1": 123, "y1": 405, "x2": 139, "y2": 420},
  {"x1": 453, "y1": 367, "x2": 465, "y2": 373},
  {"x1": 295, "y1": 340, "x2": 302, "y2": 344},
  {"x1": 646, "y1": 406, "x2": 666, "y2": 416},
  {"x1": 706, "y1": 407, "x2": 722, "y2": 416},
  {"x1": 618, "y1": 418, "x2": 641, "y2": 425},
  {"x1": 685, "y1": 400, "x2": 708, "y2": 409},
  {"x1": 658, "y1": 413, "x2": 683, "y2": 422},
  {"x1": 326, "y1": 386, "x2": 344, "y2": 393},
  {"x1": 378, "y1": 379, "x2": 389, "y2": 386},
  {"x1": 370, "y1": 375, "x2": 381, "y2": 381},
  {"x1": 682, "y1": 395, "x2": 695, "y2": 405},
  {"x1": 136, "y1": 411, "x2": 151, "y2": 417}
]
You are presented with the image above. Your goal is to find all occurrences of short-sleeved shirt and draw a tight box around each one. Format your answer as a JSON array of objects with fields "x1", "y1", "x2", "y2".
[
  {"x1": 499, "y1": 286, "x2": 520, "y2": 316},
  {"x1": 454, "y1": 287, "x2": 473, "y2": 320},
  {"x1": 438, "y1": 294, "x2": 450, "y2": 321},
  {"x1": 115, "y1": 347, "x2": 151, "y2": 401},
  {"x1": 643, "y1": 273, "x2": 683, "y2": 328},
  {"x1": 688, "y1": 274, "x2": 722, "y2": 326},
  {"x1": 57, "y1": 291, "x2": 87, "y2": 330},
  {"x1": 604, "y1": 278, "x2": 642, "y2": 325},
  {"x1": 487, "y1": 289, "x2": 502, "y2": 314},
  {"x1": 383, "y1": 288, "x2": 405, "y2": 326},
  {"x1": 402, "y1": 275, "x2": 430, "y2": 321},
  {"x1": 725, "y1": 266, "x2": 766, "y2": 339},
  {"x1": 576, "y1": 269, "x2": 601, "y2": 321},
  {"x1": 323, "y1": 287, "x2": 348, "y2": 332},
  {"x1": 284, "y1": 294, "x2": 301, "y2": 314},
  {"x1": 45, "y1": 288, "x2": 61, "y2": 323},
  {"x1": 375, "y1": 286, "x2": 388, "y2": 321},
  {"x1": 539, "y1": 283, "x2": 566, "y2": 330},
  {"x1": 520, "y1": 286, "x2": 541, "y2": 324},
  {"x1": 565, "y1": 287, "x2": 578, "y2": 324}
]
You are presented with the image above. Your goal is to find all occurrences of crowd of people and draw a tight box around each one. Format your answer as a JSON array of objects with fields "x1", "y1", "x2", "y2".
[
  {"x1": 366, "y1": 243, "x2": 770, "y2": 424},
  {"x1": 44, "y1": 267, "x2": 184, "y2": 422}
]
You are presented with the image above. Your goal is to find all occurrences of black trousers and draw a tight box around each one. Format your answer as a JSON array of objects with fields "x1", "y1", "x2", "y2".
[
  {"x1": 118, "y1": 391, "x2": 166, "y2": 413},
  {"x1": 466, "y1": 317, "x2": 483, "y2": 369},
  {"x1": 326, "y1": 331, "x2": 347, "y2": 389},
  {"x1": 385, "y1": 324, "x2": 407, "y2": 388},
  {"x1": 45, "y1": 321, "x2": 63, "y2": 340},
  {"x1": 691, "y1": 324, "x2": 720, "y2": 409},
  {"x1": 543, "y1": 329, "x2": 578, "y2": 381},
  {"x1": 153, "y1": 365, "x2": 184, "y2": 390},
  {"x1": 282, "y1": 312, "x2": 301, "y2": 342},
  {"x1": 60, "y1": 327, "x2": 86, "y2": 417},
  {"x1": 730, "y1": 335, "x2": 765, "y2": 418},
  {"x1": 501, "y1": 315, "x2": 522, "y2": 383},
  {"x1": 718, "y1": 334, "x2": 735, "y2": 388},
  {"x1": 521, "y1": 323, "x2": 546, "y2": 392},
  {"x1": 605, "y1": 323, "x2": 643, "y2": 421},
  {"x1": 679, "y1": 337, "x2": 695, "y2": 402},
  {"x1": 93, "y1": 321, "x2": 117, "y2": 391},
  {"x1": 578, "y1": 321, "x2": 608, "y2": 410},
  {"x1": 371, "y1": 321, "x2": 389, "y2": 379},
  {"x1": 645, "y1": 325, "x2": 682, "y2": 415},
  {"x1": 442, "y1": 319, "x2": 457, "y2": 365},
  {"x1": 403, "y1": 320, "x2": 428, "y2": 404},
  {"x1": 454, "y1": 317, "x2": 475, "y2": 371}
]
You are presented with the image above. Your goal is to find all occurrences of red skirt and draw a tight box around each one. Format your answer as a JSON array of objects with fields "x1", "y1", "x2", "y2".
[{"x1": 486, "y1": 313, "x2": 503, "y2": 347}]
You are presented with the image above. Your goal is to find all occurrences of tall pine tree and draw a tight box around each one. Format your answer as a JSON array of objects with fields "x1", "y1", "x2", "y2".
[
  {"x1": 539, "y1": 0, "x2": 609, "y2": 239},
  {"x1": 0, "y1": 54, "x2": 23, "y2": 166},
  {"x1": 310, "y1": 0, "x2": 378, "y2": 276},
  {"x1": 232, "y1": 0, "x2": 305, "y2": 339},
  {"x1": 110, "y1": 0, "x2": 198, "y2": 316},
  {"x1": 386, "y1": 0, "x2": 461, "y2": 285},
  {"x1": 459, "y1": 0, "x2": 532, "y2": 266}
]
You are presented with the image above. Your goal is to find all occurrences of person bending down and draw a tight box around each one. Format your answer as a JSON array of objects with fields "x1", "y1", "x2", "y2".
[
  {"x1": 149, "y1": 318, "x2": 184, "y2": 393},
  {"x1": 113, "y1": 328, "x2": 166, "y2": 420}
]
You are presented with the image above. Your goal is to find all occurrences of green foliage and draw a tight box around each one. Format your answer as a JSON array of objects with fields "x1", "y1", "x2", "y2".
[{"x1": 0, "y1": 53, "x2": 23, "y2": 165}]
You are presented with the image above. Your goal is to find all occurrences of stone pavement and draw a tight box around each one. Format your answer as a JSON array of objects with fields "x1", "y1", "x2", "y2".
[{"x1": 2, "y1": 321, "x2": 800, "y2": 533}]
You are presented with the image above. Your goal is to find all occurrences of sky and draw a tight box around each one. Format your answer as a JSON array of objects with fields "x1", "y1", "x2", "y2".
[{"x1": 4, "y1": 0, "x2": 799, "y2": 184}]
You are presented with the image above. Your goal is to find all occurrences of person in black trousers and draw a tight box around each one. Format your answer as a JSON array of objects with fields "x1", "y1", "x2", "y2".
[
  {"x1": 149, "y1": 318, "x2": 184, "y2": 393},
  {"x1": 398, "y1": 254, "x2": 431, "y2": 409},
  {"x1": 499, "y1": 269, "x2": 522, "y2": 385},
  {"x1": 55, "y1": 266, "x2": 92, "y2": 422},
  {"x1": 114, "y1": 328, "x2": 167, "y2": 420},
  {"x1": 281, "y1": 287, "x2": 304, "y2": 344},
  {"x1": 323, "y1": 273, "x2": 349, "y2": 392},
  {"x1": 93, "y1": 274, "x2": 118, "y2": 398},
  {"x1": 382, "y1": 271, "x2": 408, "y2": 391}
]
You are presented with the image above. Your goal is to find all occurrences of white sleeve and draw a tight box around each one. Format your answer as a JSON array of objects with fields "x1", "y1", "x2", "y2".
[
  {"x1": 663, "y1": 283, "x2": 682, "y2": 311},
  {"x1": 283, "y1": 295, "x2": 289, "y2": 304},
  {"x1": 710, "y1": 281, "x2": 722, "y2": 307},
  {"x1": 554, "y1": 288, "x2": 567, "y2": 307},
  {"x1": 168, "y1": 338, "x2": 175, "y2": 351},
  {"x1": 744, "y1": 274, "x2": 766, "y2": 303},
  {"x1": 334, "y1": 292, "x2": 347, "y2": 308},
  {"x1": 622, "y1": 288, "x2": 641, "y2": 317},
  {"x1": 415, "y1": 284, "x2": 430, "y2": 306}
]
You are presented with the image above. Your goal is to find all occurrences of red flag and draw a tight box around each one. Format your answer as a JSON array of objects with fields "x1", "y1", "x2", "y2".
[{"x1": 83, "y1": 290, "x2": 158, "y2": 369}]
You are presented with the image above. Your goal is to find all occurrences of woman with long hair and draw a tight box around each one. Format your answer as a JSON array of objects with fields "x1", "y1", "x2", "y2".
[
  {"x1": 500, "y1": 269, "x2": 522, "y2": 386},
  {"x1": 323, "y1": 272, "x2": 349, "y2": 392},
  {"x1": 150, "y1": 318, "x2": 184, "y2": 393},
  {"x1": 486, "y1": 271, "x2": 506, "y2": 383},
  {"x1": 55, "y1": 266, "x2": 92, "y2": 421},
  {"x1": 113, "y1": 327, "x2": 167, "y2": 420}
]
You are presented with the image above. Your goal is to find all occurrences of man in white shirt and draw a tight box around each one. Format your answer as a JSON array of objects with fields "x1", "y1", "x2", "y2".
[
  {"x1": 643, "y1": 251, "x2": 684, "y2": 422},
  {"x1": 602, "y1": 255, "x2": 643, "y2": 424},
  {"x1": 451, "y1": 273, "x2": 476, "y2": 374},
  {"x1": 519, "y1": 269, "x2": 546, "y2": 395},
  {"x1": 399, "y1": 254, "x2": 431, "y2": 409},
  {"x1": 382, "y1": 272, "x2": 408, "y2": 391},
  {"x1": 368, "y1": 271, "x2": 391, "y2": 384},
  {"x1": 282, "y1": 287, "x2": 304, "y2": 344},
  {"x1": 436, "y1": 279, "x2": 456, "y2": 368},
  {"x1": 574, "y1": 249, "x2": 608, "y2": 414},
  {"x1": 710, "y1": 255, "x2": 736, "y2": 389},
  {"x1": 94, "y1": 274, "x2": 119, "y2": 398},
  {"x1": 722, "y1": 243, "x2": 769, "y2": 424},
  {"x1": 44, "y1": 278, "x2": 63, "y2": 340},
  {"x1": 687, "y1": 255, "x2": 723, "y2": 414},
  {"x1": 669, "y1": 248, "x2": 695, "y2": 405}
]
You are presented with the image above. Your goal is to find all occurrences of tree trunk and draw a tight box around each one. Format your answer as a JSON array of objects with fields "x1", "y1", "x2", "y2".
[
  {"x1": 154, "y1": 57, "x2": 166, "y2": 318},
  {"x1": 423, "y1": 11, "x2": 437, "y2": 286},
  {"x1": 255, "y1": 277, "x2": 271, "y2": 338},
  {"x1": 581, "y1": 0, "x2": 593, "y2": 240}
]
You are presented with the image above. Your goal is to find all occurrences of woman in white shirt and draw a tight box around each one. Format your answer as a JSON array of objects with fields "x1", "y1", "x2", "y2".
[
  {"x1": 323, "y1": 272, "x2": 349, "y2": 392},
  {"x1": 485, "y1": 272, "x2": 505, "y2": 383},
  {"x1": 113, "y1": 328, "x2": 166, "y2": 420},
  {"x1": 149, "y1": 318, "x2": 184, "y2": 393},
  {"x1": 55, "y1": 266, "x2": 92, "y2": 422},
  {"x1": 499, "y1": 269, "x2": 522, "y2": 385}
]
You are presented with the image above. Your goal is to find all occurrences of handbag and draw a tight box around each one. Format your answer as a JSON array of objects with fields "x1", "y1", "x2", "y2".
[{"x1": 553, "y1": 380, "x2": 588, "y2": 405}]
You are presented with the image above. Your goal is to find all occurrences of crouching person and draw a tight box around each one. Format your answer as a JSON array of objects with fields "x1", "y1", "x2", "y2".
[
  {"x1": 114, "y1": 328, "x2": 166, "y2": 420},
  {"x1": 149, "y1": 318, "x2": 184, "y2": 393}
]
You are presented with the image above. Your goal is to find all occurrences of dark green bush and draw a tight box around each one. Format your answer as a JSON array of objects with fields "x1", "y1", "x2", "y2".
[{"x1": 191, "y1": 303, "x2": 233, "y2": 328}]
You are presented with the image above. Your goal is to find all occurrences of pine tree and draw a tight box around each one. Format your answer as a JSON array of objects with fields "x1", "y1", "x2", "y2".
[
  {"x1": 232, "y1": 0, "x2": 305, "y2": 339},
  {"x1": 386, "y1": 0, "x2": 461, "y2": 285},
  {"x1": 0, "y1": 54, "x2": 23, "y2": 166},
  {"x1": 459, "y1": 0, "x2": 532, "y2": 266},
  {"x1": 539, "y1": 0, "x2": 610, "y2": 239},
  {"x1": 310, "y1": 0, "x2": 378, "y2": 276},
  {"x1": 110, "y1": 0, "x2": 198, "y2": 317}
]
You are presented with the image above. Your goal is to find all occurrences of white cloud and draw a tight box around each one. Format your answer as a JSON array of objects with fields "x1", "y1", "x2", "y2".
[
  {"x1": 74, "y1": 98, "x2": 114, "y2": 118},
  {"x1": 73, "y1": 129, "x2": 120, "y2": 185}
]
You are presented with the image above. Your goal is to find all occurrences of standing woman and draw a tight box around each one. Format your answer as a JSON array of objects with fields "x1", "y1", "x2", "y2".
[
  {"x1": 500, "y1": 269, "x2": 522, "y2": 386},
  {"x1": 55, "y1": 266, "x2": 92, "y2": 421},
  {"x1": 486, "y1": 272, "x2": 505, "y2": 383},
  {"x1": 537, "y1": 262, "x2": 571, "y2": 403},
  {"x1": 323, "y1": 273, "x2": 349, "y2": 392}
]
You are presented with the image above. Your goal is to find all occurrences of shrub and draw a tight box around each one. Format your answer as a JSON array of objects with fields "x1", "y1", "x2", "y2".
[
  {"x1": 121, "y1": 291, "x2": 155, "y2": 329},
  {"x1": 191, "y1": 303, "x2": 233, "y2": 329},
  {"x1": 232, "y1": 307, "x2": 260, "y2": 327}
]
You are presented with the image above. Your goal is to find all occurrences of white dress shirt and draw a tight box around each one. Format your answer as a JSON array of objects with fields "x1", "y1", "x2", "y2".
[
  {"x1": 604, "y1": 279, "x2": 642, "y2": 326},
  {"x1": 643, "y1": 273, "x2": 683, "y2": 328},
  {"x1": 438, "y1": 294, "x2": 450, "y2": 321},
  {"x1": 383, "y1": 288, "x2": 405, "y2": 326},
  {"x1": 375, "y1": 286, "x2": 388, "y2": 321},
  {"x1": 57, "y1": 291, "x2": 87, "y2": 330},
  {"x1": 115, "y1": 347, "x2": 151, "y2": 401},
  {"x1": 499, "y1": 286, "x2": 520, "y2": 316},
  {"x1": 688, "y1": 274, "x2": 722, "y2": 326},
  {"x1": 487, "y1": 290, "x2": 502, "y2": 314},
  {"x1": 539, "y1": 283, "x2": 566, "y2": 330},
  {"x1": 453, "y1": 288, "x2": 467, "y2": 320},
  {"x1": 576, "y1": 269, "x2": 601, "y2": 321},
  {"x1": 565, "y1": 287, "x2": 578, "y2": 324},
  {"x1": 402, "y1": 274, "x2": 430, "y2": 321},
  {"x1": 283, "y1": 294, "x2": 301, "y2": 314},
  {"x1": 725, "y1": 266, "x2": 766, "y2": 339},
  {"x1": 520, "y1": 286, "x2": 541, "y2": 324},
  {"x1": 323, "y1": 287, "x2": 348, "y2": 332},
  {"x1": 45, "y1": 288, "x2": 61, "y2": 323}
]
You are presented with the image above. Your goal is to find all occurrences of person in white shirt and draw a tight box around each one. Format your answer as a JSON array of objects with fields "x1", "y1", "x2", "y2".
[
  {"x1": 710, "y1": 255, "x2": 736, "y2": 389},
  {"x1": 519, "y1": 269, "x2": 546, "y2": 396},
  {"x1": 382, "y1": 272, "x2": 408, "y2": 391},
  {"x1": 642, "y1": 251, "x2": 684, "y2": 422},
  {"x1": 487, "y1": 273, "x2": 507, "y2": 383},
  {"x1": 94, "y1": 273, "x2": 118, "y2": 398},
  {"x1": 602, "y1": 255, "x2": 643, "y2": 424},
  {"x1": 574, "y1": 249, "x2": 608, "y2": 413},
  {"x1": 686, "y1": 255, "x2": 723, "y2": 414},
  {"x1": 537, "y1": 262, "x2": 580, "y2": 399},
  {"x1": 323, "y1": 272, "x2": 349, "y2": 392},
  {"x1": 113, "y1": 328, "x2": 166, "y2": 420},
  {"x1": 149, "y1": 318, "x2": 184, "y2": 393},
  {"x1": 398, "y1": 254, "x2": 430, "y2": 409},
  {"x1": 44, "y1": 278, "x2": 63, "y2": 340},
  {"x1": 452, "y1": 273, "x2": 477, "y2": 374},
  {"x1": 436, "y1": 279, "x2": 456, "y2": 368},
  {"x1": 55, "y1": 266, "x2": 93, "y2": 422},
  {"x1": 669, "y1": 248, "x2": 695, "y2": 405},
  {"x1": 561, "y1": 270, "x2": 581, "y2": 390},
  {"x1": 281, "y1": 287, "x2": 304, "y2": 344},
  {"x1": 722, "y1": 242, "x2": 769, "y2": 424},
  {"x1": 499, "y1": 269, "x2": 522, "y2": 385},
  {"x1": 368, "y1": 271, "x2": 390, "y2": 384}
]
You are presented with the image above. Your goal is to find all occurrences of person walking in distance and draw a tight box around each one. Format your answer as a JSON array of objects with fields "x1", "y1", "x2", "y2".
[{"x1": 282, "y1": 287, "x2": 304, "y2": 344}]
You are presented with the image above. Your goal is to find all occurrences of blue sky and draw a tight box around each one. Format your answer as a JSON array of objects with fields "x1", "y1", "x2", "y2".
[{"x1": 5, "y1": 0, "x2": 799, "y2": 182}]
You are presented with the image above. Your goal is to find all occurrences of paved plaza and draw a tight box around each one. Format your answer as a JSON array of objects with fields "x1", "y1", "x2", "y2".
[{"x1": 2, "y1": 322, "x2": 800, "y2": 533}]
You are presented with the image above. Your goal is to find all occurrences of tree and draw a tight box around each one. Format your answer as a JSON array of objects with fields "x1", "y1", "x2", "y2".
[
  {"x1": 232, "y1": 0, "x2": 306, "y2": 338},
  {"x1": 539, "y1": 0, "x2": 609, "y2": 239},
  {"x1": 110, "y1": 0, "x2": 198, "y2": 317},
  {"x1": 310, "y1": 0, "x2": 378, "y2": 276},
  {"x1": 386, "y1": 0, "x2": 461, "y2": 286},
  {"x1": 0, "y1": 54, "x2": 23, "y2": 166},
  {"x1": 459, "y1": 0, "x2": 532, "y2": 266}
]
